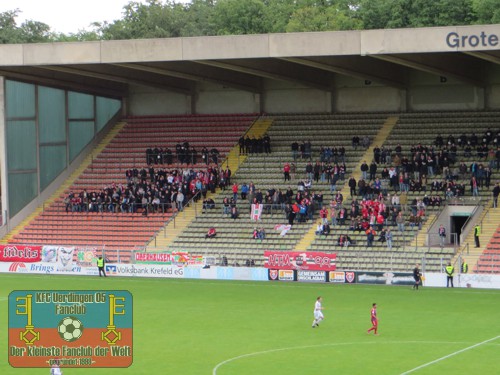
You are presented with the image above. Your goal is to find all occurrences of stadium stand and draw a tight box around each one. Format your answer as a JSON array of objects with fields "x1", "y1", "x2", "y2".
[
  {"x1": 6, "y1": 114, "x2": 257, "y2": 262},
  {"x1": 165, "y1": 113, "x2": 389, "y2": 265}
]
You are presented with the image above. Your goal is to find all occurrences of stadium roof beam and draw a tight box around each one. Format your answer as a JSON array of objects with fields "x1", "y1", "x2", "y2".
[
  {"x1": 463, "y1": 51, "x2": 500, "y2": 66},
  {"x1": 279, "y1": 57, "x2": 407, "y2": 90},
  {"x1": 194, "y1": 60, "x2": 333, "y2": 91},
  {"x1": 0, "y1": 68, "x2": 126, "y2": 98},
  {"x1": 37, "y1": 65, "x2": 193, "y2": 96},
  {"x1": 371, "y1": 54, "x2": 486, "y2": 88},
  {"x1": 112, "y1": 63, "x2": 261, "y2": 93}
]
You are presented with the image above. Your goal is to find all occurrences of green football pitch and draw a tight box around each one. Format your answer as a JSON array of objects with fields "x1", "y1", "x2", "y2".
[{"x1": 1, "y1": 273, "x2": 500, "y2": 375}]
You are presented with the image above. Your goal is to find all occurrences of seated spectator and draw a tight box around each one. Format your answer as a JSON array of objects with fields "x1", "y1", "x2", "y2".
[
  {"x1": 377, "y1": 228, "x2": 387, "y2": 243},
  {"x1": 230, "y1": 206, "x2": 238, "y2": 220},
  {"x1": 338, "y1": 234, "x2": 352, "y2": 248},
  {"x1": 322, "y1": 223, "x2": 331, "y2": 236},
  {"x1": 205, "y1": 227, "x2": 217, "y2": 239},
  {"x1": 202, "y1": 198, "x2": 215, "y2": 211}
]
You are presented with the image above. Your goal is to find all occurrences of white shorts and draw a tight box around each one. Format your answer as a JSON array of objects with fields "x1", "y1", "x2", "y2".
[{"x1": 314, "y1": 311, "x2": 324, "y2": 320}]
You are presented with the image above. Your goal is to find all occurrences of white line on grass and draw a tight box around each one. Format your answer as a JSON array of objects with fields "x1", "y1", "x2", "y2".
[
  {"x1": 212, "y1": 341, "x2": 470, "y2": 375},
  {"x1": 399, "y1": 335, "x2": 500, "y2": 375}
]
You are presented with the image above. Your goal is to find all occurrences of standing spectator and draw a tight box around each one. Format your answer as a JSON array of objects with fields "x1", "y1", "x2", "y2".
[
  {"x1": 492, "y1": 182, "x2": 499, "y2": 208},
  {"x1": 241, "y1": 183, "x2": 249, "y2": 200},
  {"x1": 348, "y1": 176, "x2": 357, "y2": 197},
  {"x1": 413, "y1": 263, "x2": 421, "y2": 290},
  {"x1": 471, "y1": 176, "x2": 479, "y2": 197},
  {"x1": 232, "y1": 183, "x2": 239, "y2": 202},
  {"x1": 238, "y1": 136, "x2": 245, "y2": 155},
  {"x1": 291, "y1": 141, "x2": 299, "y2": 161},
  {"x1": 438, "y1": 224, "x2": 446, "y2": 248},
  {"x1": 396, "y1": 212, "x2": 405, "y2": 233},
  {"x1": 474, "y1": 224, "x2": 481, "y2": 248},
  {"x1": 445, "y1": 263, "x2": 454, "y2": 288},
  {"x1": 305, "y1": 162, "x2": 313, "y2": 180},
  {"x1": 360, "y1": 161, "x2": 369, "y2": 180},
  {"x1": 369, "y1": 161, "x2": 377, "y2": 181},
  {"x1": 176, "y1": 190, "x2": 184, "y2": 212},
  {"x1": 283, "y1": 162, "x2": 291, "y2": 181},
  {"x1": 97, "y1": 256, "x2": 107, "y2": 277},
  {"x1": 365, "y1": 226, "x2": 376, "y2": 247},
  {"x1": 319, "y1": 207, "x2": 328, "y2": 225},
  {"x1": 386, "y1": 229, "x2": 393, "y2": 250},
  {"x1": 461, "y1": 259, "x2": 468, "y2": 274}
]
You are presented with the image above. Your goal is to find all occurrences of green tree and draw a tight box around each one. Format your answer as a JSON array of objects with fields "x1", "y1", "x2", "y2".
[
  {"x1": 472, "y1": 0, "x2": 500, "y2": 24},
  {"x1": 286, "y1": 1, "x2": 362, "y2": 32},
  {"x1": 181, "y1": 0, "x2": 216, "y2": 36},
  {"x1": 261, "y1": 0, "x2": 299, "y2": 33},
  {"x1": 408, "y1": 0, "x2": 474, "y2": 27},
  {"x1": 0, "y1": 9, "x2": 23, "y2": 44},
  {"x1": 211, "y1": 0, "x2": 268, "y2": 35},
  {"x1": 100, "y1": 0, "x2": 189, "y2": 40},
  {"x1": 19, "y1": 20, "x2": 53, "y2": 43}
]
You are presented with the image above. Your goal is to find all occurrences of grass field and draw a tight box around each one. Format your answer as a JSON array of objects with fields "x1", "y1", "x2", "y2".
[{"x1": 1, "y1": 273, "x2": 500, "y2": 375}]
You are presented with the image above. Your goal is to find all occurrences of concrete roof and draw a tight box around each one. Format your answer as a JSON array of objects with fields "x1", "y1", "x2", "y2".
[{"x1": 1, "y1": 24, "x2": 499, "y2": 98}]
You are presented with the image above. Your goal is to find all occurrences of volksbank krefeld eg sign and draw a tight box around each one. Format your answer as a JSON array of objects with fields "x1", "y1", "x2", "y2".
[{"x1": 446, "y1": 31, "x2": 499, "y2": 48}]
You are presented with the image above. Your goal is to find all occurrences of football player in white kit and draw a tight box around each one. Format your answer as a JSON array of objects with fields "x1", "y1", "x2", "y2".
[
  {"x1": 312, "y1": 296, "x2": 324, "y2": 328},
  {"x1": 50, "y1": 359, "x2": 63, "y2": 375}
]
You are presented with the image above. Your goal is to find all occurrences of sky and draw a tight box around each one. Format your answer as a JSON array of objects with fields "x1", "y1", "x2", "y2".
[{"x1": 0, "y1": 0, "x2": 190, "y2": 34}]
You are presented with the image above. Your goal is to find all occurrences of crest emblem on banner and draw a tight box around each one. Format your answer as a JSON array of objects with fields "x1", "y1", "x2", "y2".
[{"x1": 346, "y1": 272, "x2": 355, "y2": 283}]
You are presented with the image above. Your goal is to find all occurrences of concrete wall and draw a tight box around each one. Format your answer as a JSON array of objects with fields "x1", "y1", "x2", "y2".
[
  {"x1": 128, "y1": 85, "x2": 190, "y2": 115},
  {"x1": 127, "y1": 70, "x2": 494, "y2": 115},
  {"x1": 195, "y1": 82, "x2": 258, "y2": 114},
  {"x1": 263, "y1": 79, "x2": 332, "y2": 113}
]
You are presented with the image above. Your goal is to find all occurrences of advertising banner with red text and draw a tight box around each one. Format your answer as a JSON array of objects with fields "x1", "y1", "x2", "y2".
[
  {"x1": 0, "y1": 245, "x2": 42, "y2": 263},
  {"x1": 134, "y1": 251, "x2": 203, "y2": 266},
  {"x1": 264, "y1": 251, "x2": 336, "y2": 271}
]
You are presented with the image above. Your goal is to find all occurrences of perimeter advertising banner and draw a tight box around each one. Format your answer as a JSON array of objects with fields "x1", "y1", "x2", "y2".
[
  {"x1": 0, "y1": 245, "x2": 42, "y2": 263},
  {"x1": 134, "y1": 251, "x2": 203, "y2": 266},
  {"x1": 355, "y1": 271, "x2": 414, "y2": 285},
  {"x1": 8, "y1": 290, "x2": 133, "y2": 368},
  {"x1": 264, "y1": 251, "x2": 336, "y2": 271}
]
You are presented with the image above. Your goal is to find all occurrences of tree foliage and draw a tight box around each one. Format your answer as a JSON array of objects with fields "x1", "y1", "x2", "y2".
[{"x1": 0, "y1": 0, "x2": 498, "y2": 44}]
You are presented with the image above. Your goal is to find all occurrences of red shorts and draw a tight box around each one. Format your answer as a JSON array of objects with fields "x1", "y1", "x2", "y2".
[{"x1": 371, "y1": 318, "x2": 378, "y2": 326}]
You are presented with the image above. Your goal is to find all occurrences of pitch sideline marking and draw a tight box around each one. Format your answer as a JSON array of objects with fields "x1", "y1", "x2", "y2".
[
  {"x1": 399, "y1": 335, "x2": 500, "y2": 374},
  {"x1": 212, "y1": 341, "x2": 472, "y2": 375}
]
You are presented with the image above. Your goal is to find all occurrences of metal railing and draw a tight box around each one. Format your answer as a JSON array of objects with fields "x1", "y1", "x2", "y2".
[{"x1": 145, "y1": 191, "x2": 203, "y2": 248}]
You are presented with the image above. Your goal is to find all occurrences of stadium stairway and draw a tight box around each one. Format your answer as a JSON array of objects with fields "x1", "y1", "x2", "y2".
[
  {"x1": 475, "y1": 221, "x2": 500, "y2": 273},
  {"x1": 411, "y1": 212, "x2": 438, "y2": 248},
  {"x1": 146, "y1": 117, "x2": 274, "y2": 251},
  {"x1": 456, "y1": 202, "x2": 499, "y2": 271},
  {"x1": 0, "y1": 122, "x2": 126, "y2": 244},
  {"x1": 295, "y1": 116, "x2": 399, "y2": 252}
]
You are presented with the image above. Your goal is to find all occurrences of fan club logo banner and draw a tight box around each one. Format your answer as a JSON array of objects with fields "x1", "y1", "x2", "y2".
[
  {"x1": 264, "y1": 251, "x2": 336, "y2": 271},
  {"x1": 134, "y1": 251, "x2": 203, "y2": 266},
  {"x1": 0, "y1": 245, "x2": 41, "y2": 263},
  {"x1": 9, "y1": 290, "x2": 133, "y2": 368}
]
